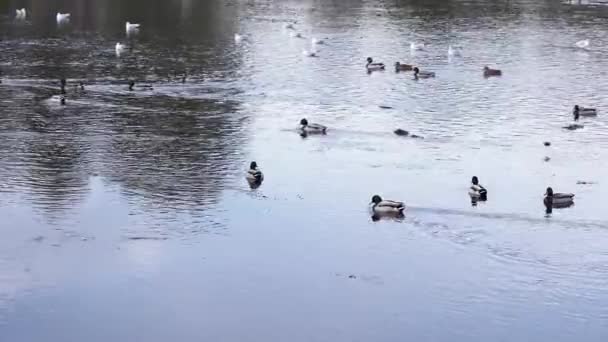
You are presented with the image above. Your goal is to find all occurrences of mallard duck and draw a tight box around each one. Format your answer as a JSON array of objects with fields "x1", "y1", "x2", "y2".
[
  {"x1": 56, "y1": 13, "x2": 70, "y2": 24},
  {"x1": 413, "y1": 67, "x2": 435, "y2": 79},
  {"x1": 573, "y1": 105, "x2": 597, "y2": 121},
  {"x1": 15, "y1": 8, "x2": 27, "y2": 20},
  {"x1": 115, "y1": 43, "x2": 126, "y2": 57},
  {"x1": 483, "y1": 66, "x2": 502, "y2": 77},
  {"x1": 299, "y1": 118, "x2": 327, "y2": 135},
  {"x1": 370, "y1": 195, "x2": 405, "y2": 216},
  {"x1": 366, "y1": 57, "x2": 385, "y2": 71},
  {"x1": 468, "y1": 176, "x2": 487, "y2": 201},
  {"x1": 544, "y1": 187, "x2": 574, "y2": 213},
  {"x1": 246, "y1": 161, "x2": 264, "y2": 183},
  {"x1": 395, "y1": 62, "x2": 413, "y2": 72}
]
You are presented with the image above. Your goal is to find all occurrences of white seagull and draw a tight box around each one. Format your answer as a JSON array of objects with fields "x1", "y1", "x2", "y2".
[
  {"x1": 126, "y1": 22, "x2": 141, "y2": 35},
  {"x1": 15, "y1": 8, "x2": 27, "y2": 20},
  {"x1": 56, "y1": 12, "x2": 71, "y2": 24},
  {"x1": 115, "y1": 43, "x2": 126, "y2": 57}
]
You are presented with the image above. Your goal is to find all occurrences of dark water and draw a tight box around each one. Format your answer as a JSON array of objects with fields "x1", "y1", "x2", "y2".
[{"x1": 1, "y1": 0, "x2": 608, "y2": 340}]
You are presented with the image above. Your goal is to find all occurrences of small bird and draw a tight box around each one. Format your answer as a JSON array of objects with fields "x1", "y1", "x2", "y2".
[
  {"x1": 299, "y1": 118, "x2": 327, "y2": 135},
  {"x1": 544, "y1": 187, "x2": 574, "y2": 214},
  {"x1": 366, "y1": 57, "x2": 385, "y2": 71},
  {"x1": 126, "y1": 22, "x2": 140, "y2": 35},
  {"x1": 395, "y1": 62, "x2": 414, "y2": 72},
  {"x1": 115, "y1": 43, "x2": 126, "y2": 57},
  {"x1": 246, "y1": 161, "x2": 264, "y2": 183},
  {"x1": 469, "y1": 176, "x2": 488, "y2": 201},
  {"x1": 15, "y1": 8, "x2": 27, "y2": 21},
  {"x1": 370, "y1": 195, "x2": 405, "y2": 218},
  {"x1": 575, "y1": 39, "x2": 589, "y2": 49},
  {"x1": 483, "y1": 66, "x2": 502, "y2": 77},
  {"x1": 56, "y1": 12, "x2": 71, "y2": 24},
  {"x1": 413, "y1": 67, "x2": 435, "y2": 79}
]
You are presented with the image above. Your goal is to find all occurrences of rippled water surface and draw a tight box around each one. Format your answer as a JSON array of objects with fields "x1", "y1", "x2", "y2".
[{"x1": 1, "y1": 0, "x2": 608, "y2": 341}]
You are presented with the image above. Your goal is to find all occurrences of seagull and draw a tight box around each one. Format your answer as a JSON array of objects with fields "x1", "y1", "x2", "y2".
[
  {"x1": 575, "y1": 39, "x2": 589, "y2": 49},
  {"x1": 115, "y1": 43, "x2": 126, "y2": 57},
  {"x1": 15, "y1": 8, "x2": 27, "y2": 20},
  {"x1": 56, "y1": 13, "x2": 71, "y2": 24},
  {"x1": 126, "y1": 22, "x2": 141, "y2": 35}
]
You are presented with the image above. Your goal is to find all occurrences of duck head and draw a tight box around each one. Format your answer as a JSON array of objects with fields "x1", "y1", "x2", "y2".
[
  {"x1": 484, "y1": 66, "x2": 489, "y2": 71},
  {"x1": 574, "y1": 105, "x2": 579, "y2": 111},
  {"x1": 413, "y1": 67, "x2": 419, "y2": 75},
  {"x1": 300, "y1": 118, "x2": 308, "y2": 127},
  {"x1": 128, "y1": 81, "x2": 135, "y2": 91},
  {"x1": 545, "y1": 187, "x2": 554, "y2": 197},
  {"x1": 250, "y1": 161, "x2": 258, "y2": 170},
  {"x1": 366, "y1": 57, "x2": 373, "y2": 65},
  {"x1": 371, "y1": 195, "x2": 383, "y2": 205},
  {"x1": 472, "y1": 176, "x2": 479, "y2": 185}
]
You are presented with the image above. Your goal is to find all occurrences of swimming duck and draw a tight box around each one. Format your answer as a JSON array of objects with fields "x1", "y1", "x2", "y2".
[
  {"x1": 15, "y1": 8, "x2": 27, "y2": 20},
  {"x1": 395, "y1": 62, "x2": 413, "y2": 72},
  {"x1": 483, "y1": 66, "x2": 502, "y2": 77},
  {"x1": 573, "y1": 105, "x2": 597, "y2": 121},
  {"x1": 299, "y1": 118, "x2": 327, "y2": 135},
  {"x1": 246, "y1": 161, "x2": 264, "y2": 183},
  {"x1": 413, "y1": 67, "x2": 435, "y2": 79},
  {"x1": 575, "y1": 39, "x2": 589, "y2": 49},
  {"x1": 126, "y1": 22, "x2": 140, "y2": 35},
  {"x1": 366, "y1": 57, "x2": 385, "y2": 71},
  {"x1": 544, "y1": 187, "x2": 574, "y2": 213},
  {"x1": 370, "y1": 195, "x2": 405, "y2": 217},
  {"x1": 128, "y1": 81, "x2": 153, "y2": 91},
  {"x1": 469, "y1": 176, "x2": 488, "y2": 201},
  {"x1": 56, "y1": 13, "x2": 70, "y2": 24},
  {"x1": 563, "y1": 123, "x2": 584, "y2": 131}
]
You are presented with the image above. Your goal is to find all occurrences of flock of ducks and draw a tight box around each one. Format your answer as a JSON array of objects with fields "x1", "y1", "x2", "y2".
[{"x1": 8, "y1": 9, "x2": 591, "y2": 219}]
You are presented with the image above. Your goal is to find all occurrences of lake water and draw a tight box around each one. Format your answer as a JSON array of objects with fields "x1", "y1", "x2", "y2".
[{"x1": 1, "y1": 0, "x2": 608, "y2": 340}]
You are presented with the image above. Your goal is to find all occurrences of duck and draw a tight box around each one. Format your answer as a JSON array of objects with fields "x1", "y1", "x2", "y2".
[
  {"x1": 573, "y1": 105, "x2": 597, "y2": 121},
  {"x1": 544, "y1": 187, "x2": 574, "y2": 213},
  {"x1": 56, "y1": 13, "x2": 70, "y2": 24},
  {"x1": 115, "y1": 43, "x2": 126, "y2": 57},
  {"x1": 366, "y1": 57, "x2": 385, "y2": 71},
  {"x1": 246, "y1": 161, "x2": 264, "y2": 183},
  {"x1": 483, "y1": 66, "x2": 502, "y2": 77},
  {"x1": 15, "y1": 8, "x2": 27, "y2": 20},
  {"x1": 563, "y1": 123, "x2": 584, "y2": 131},
  {"x1": 126, "y1": 22, "x2": 140, "y2": 35},
  {"x1": 370, "y1": 195, "x2": 405, "y2": 217},
  {"x1": 234, "y1": 34, "x2": 243, "y2": 43},
  {"x1": 410, "y1": 42, "x2": 425, "y2": 51},
  {"x1": 413, "y1": 67, "x2": 435, "y2": 79},
  {"x1": 575, "y1": 39, "x2": 589, "y2": 49},
  {"x1": 128, "y1": 81, "x2": 153, "y2": 91},
  {"x1": 468, "y1": 176, "x2": 488, "y2": 201},
  {"x1": 299, "y1": 118, "x2": 327, "y2": 135},
  {"x1": 395, "y1": 62, "x2": 414, "y2": 72}
]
